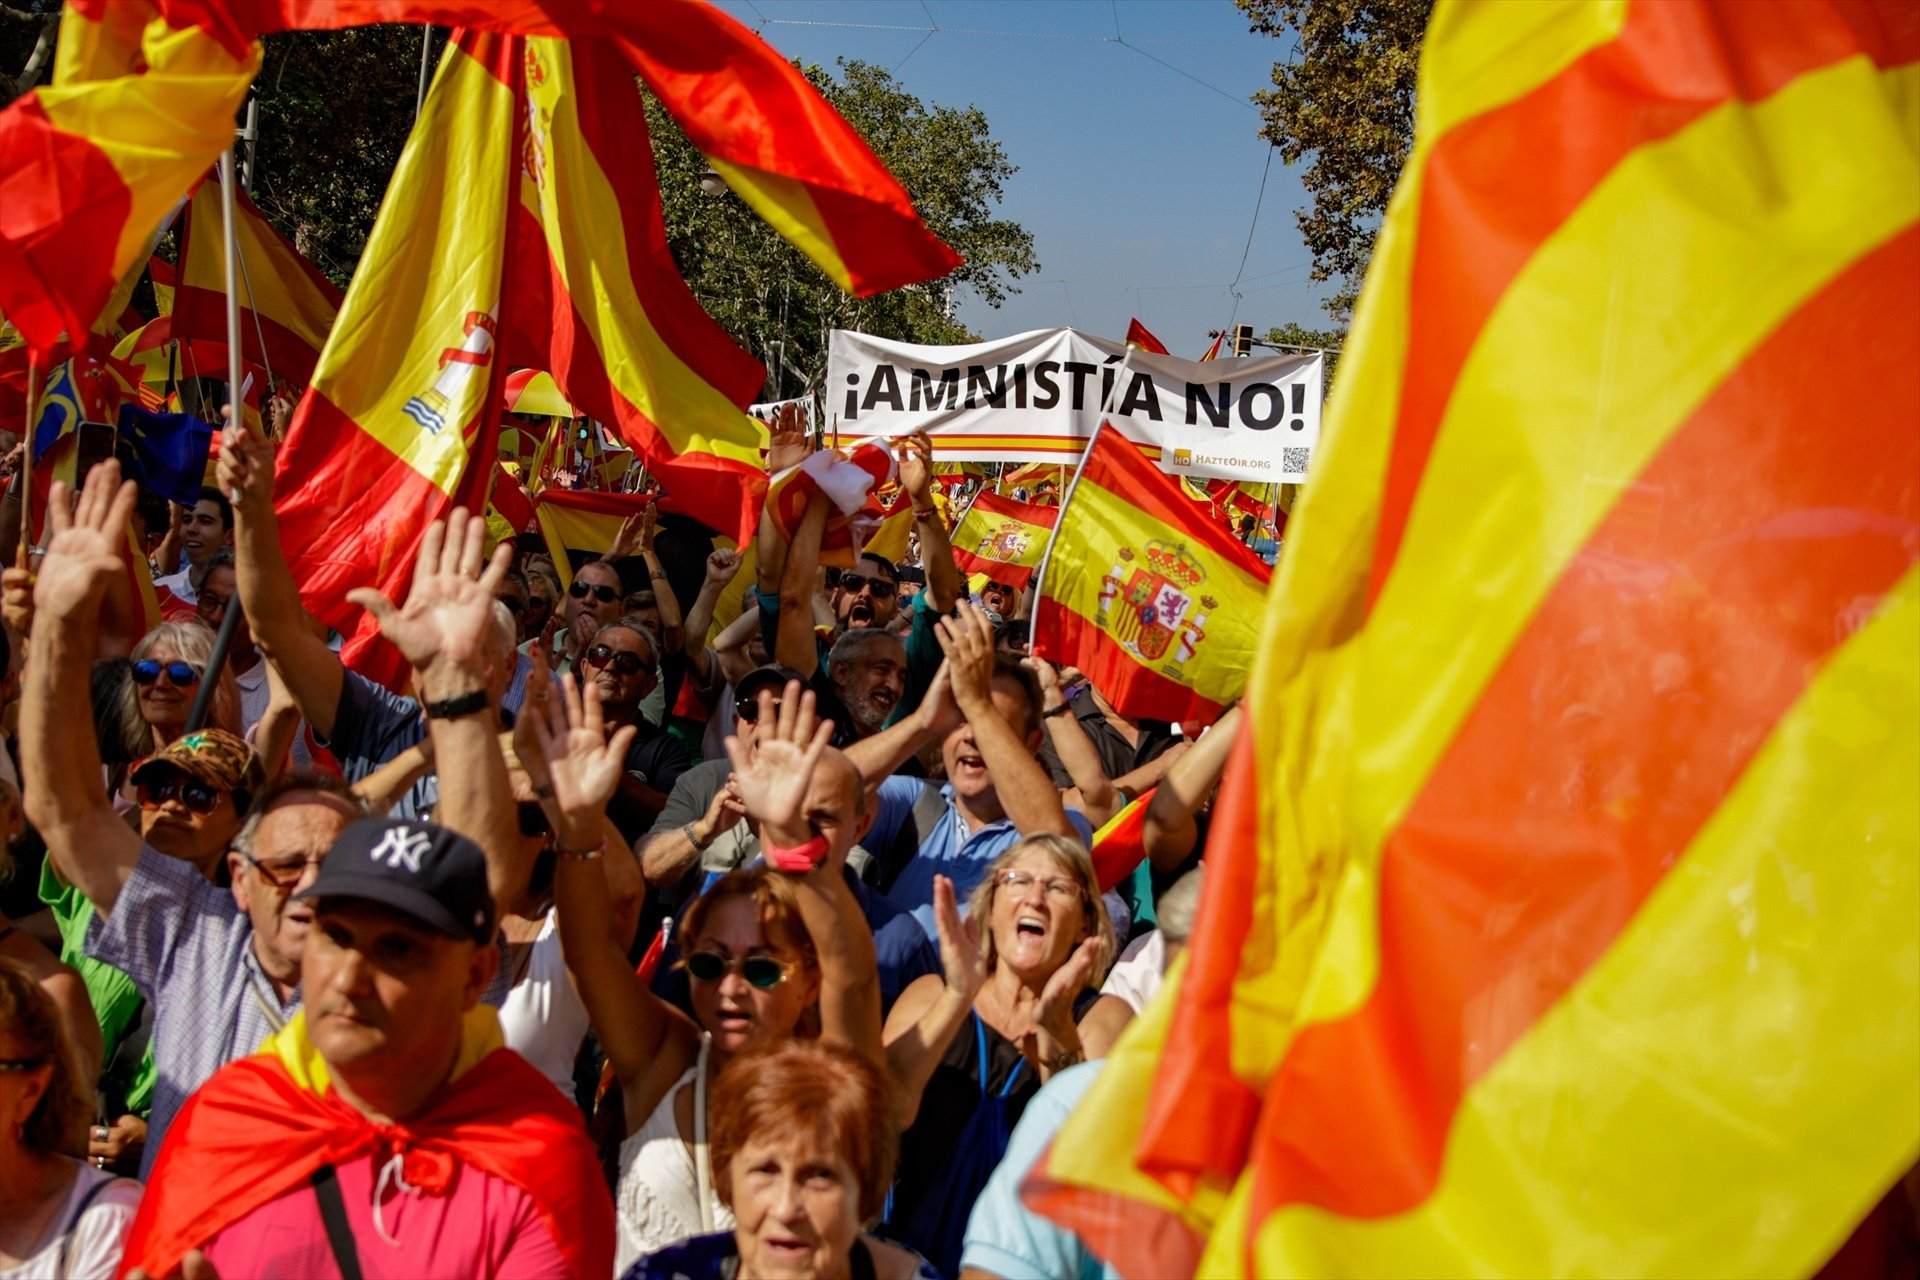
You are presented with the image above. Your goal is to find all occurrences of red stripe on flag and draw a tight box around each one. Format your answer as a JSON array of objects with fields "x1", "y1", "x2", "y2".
[
  {"x1": 1364, "y1": 0, "x2": 1920, "y2": 611},
  {"x1": 1035, "y1": 603, "x2": 1231, "y2": 726},
  {"x1": 1079, "y1": 428, "x2": 1275, "y2": 583},
  {"x1": 1250, "y1": 223, "x2": 1920, "y2": 1224}
]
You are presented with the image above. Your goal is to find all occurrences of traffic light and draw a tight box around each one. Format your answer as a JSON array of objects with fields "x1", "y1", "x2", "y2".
[{"x1": 1232, "y1": 323, "x2": 1253, "y2": 356}]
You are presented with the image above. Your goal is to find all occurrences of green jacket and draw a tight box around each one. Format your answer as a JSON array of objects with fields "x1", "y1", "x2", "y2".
[{"x1": 38, "y1": 859, "x2": 155, "y2": 1116}]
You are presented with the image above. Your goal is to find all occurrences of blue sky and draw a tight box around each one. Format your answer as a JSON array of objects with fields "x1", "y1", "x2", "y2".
[{"x1": 709, "y1": 0, "x2": 1331, "y2": 355}]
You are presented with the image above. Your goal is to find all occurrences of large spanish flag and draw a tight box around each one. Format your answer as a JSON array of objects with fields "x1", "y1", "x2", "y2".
[
  {"x1": 1025, "y1": 3, "x2": 1920, "y2": 1277},
  {"x1": 160, "y1": 0, "x2": 962, "y2": 297},
  {"x1": 531, "y1": 488, "x2": 652, "y2": 592},
  {"x1": 1032, "y1": 426, "x2": 1270, "y2": 724},
  {"x1": 0, "y1": 1, "x2": 257, "y2": 357},
  {"x1": 503, "y1": 34, "x2": 768, "y2": 546},
  {"x1": 173, "y1": 174, "x2": 343, "y2": 387},
  {"x1": 273, "y1": 32, "x2": 518, "y2": 689},
  {"x1": 949, "y1": 491, "x2": 1057, "y2": 591}
]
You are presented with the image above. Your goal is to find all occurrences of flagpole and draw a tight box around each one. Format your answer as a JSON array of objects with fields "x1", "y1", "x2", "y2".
[
  {"x1": 220, "y1": 147, "x2": 246, "y2": 504},
  {"x1": 415, "y1": 26, "x2": 434, "y2": 119},
  {"x1": 16, "y1": 356, "x2": 37, "y2": 569}
]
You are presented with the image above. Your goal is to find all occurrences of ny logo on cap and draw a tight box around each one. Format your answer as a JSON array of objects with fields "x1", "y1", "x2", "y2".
[{"x1": 371, "y1": 827, "x2": 432, "y2": 874}]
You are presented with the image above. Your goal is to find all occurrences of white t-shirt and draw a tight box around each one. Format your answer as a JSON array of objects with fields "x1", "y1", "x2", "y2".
[
  {"x1": 495, "y1": 912, "x2": 592, "y2": 1097},
  {"x1": 1100, "y1": 929, "x2": 1166, "y2": 1015},
  {"x1": 152, "y1": 566, "x2": 197, "y2": 607},
  {"x1": 0, "y1": 1164, "x2": 142, "y2": 1280},
  {"x1": 234, "y1": 657, "x2": 269, "y2": 736}
]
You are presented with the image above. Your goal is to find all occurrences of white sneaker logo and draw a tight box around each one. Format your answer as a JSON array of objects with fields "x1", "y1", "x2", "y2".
[{"x1": 370, "y1": 828, "x2": 432, "y2": 875}]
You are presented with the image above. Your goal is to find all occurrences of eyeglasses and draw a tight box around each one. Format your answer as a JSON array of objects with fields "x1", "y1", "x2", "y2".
[
  {"x1": 569, "y1": 581, "x2": 620, "y2": 603},
  {"x1": 243, "y1": 850, "x2": 325, "y2": 890},
  {"x1": 138, "y1": 775, "x2": 223, "y2": 814},
  {"x1": 197, "y1": 593, "x2": 231, "y2": 618},
  {"x1": 734, "y1": 695, "x2": 782, "y2": 723},
  {"x1": 995, "y1": 869, "x2": 1085, "y2": 904},
  {"x1": 0, "y1": 1056, "x2": 48, "y2": 1073},
  {"x1": 516, "y1": 801, "x2": 552, "y2": 839},
  {"x1": 686, "y1": 951, "x2": 789, "y2": 990},
  {"x1": 584, "y1": 644, "x2": 649, "y2": 677},
  {"x1": 131, "y1": 660, "x2": 200, "y2": 687}
]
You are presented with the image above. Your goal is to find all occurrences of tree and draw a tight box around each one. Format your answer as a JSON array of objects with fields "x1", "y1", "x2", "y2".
[
  {"x1": 1264, "y1": 321, "x2": 1345, "y2": 384},
  {"x1": 1239, "y1": 0, "x2": 1431, "y2": 323},
  {"x1": 0, "y1": 1, "x2": 57, "y2": 106},
  {"x1": 647, "y1": 59, "x2": 1036, "y2": 399}
]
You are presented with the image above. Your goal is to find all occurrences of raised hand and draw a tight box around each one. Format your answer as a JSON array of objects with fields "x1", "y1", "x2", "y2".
[
  {"x1": 511, "y1": 638, "x2": 557, "y2": 783},
  {"x1": 346, "y1": 508, "x2": 512, "y2": 681},
  {"x1": 2, "y1": 566, "x2": 33, "y2": 638},
  {"x1": 34, "y1": 461, "x2": 136, "y2": 622},
  {"x1": 934, "y1": 599, "x2": 997, "y2": 714},
  {"x1": 703, "y1": 547, "x2": 742, "y2": 588},
  {"x1": 722, "y1": 678, "x2": 833, "y2": 852},
  {"x1": 914, "y1": 658, "x2": 964, "y2": 741},
  {"x1": 215, "y1": 415, "x2": 276, "y2": 507},
  {"x1": 694, "y1": 774, "x2": 749, "y2": 846},
  {"x1": 529, "y1": 672, "x2": 637, "y2": 848},
  {"x1": 932, "y1": 874, "x2": 988, "y2": 999},
  {"x1": 766, "y1": 401, "x2": 810, "y2": 473},
  {"x1": 897, "y1": 432, "x2": 934, "y2": 503},
  {"x1": 1034, "y1": 935, "x2": 1100, "y2": 1037},
  {"x1": 1021, "y1": 653, "x2": 1062, "y2": 700},
  {"x1": 604, "y1": 503, "x2": 654, "y2": 562}
]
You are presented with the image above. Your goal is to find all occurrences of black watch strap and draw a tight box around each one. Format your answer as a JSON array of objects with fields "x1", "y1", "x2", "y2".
[
  {"x1": 1043, "y1": 701, "x2": 1073, "y2": 719},
  {"x1": 424, "y1": 688, "x2": 491, "y2": 721}
]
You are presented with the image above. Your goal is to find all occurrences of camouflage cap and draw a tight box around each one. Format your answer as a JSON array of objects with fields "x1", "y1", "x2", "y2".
[{"x1": 129, "y1": 728, "x2": 262, "y2": 796}]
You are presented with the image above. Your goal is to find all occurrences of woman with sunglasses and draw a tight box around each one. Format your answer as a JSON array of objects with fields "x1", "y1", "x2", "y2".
[
  {"x1": 0, "y1": 960, "x2": 140, "y2": 1280},
  {"x1": 127, "y1": 622, "x2": 240, "y2": 750},
  {"x1": 879, "y1": 835, "x2": 1115, "y2": 1277},
  {"x1": 538, "y1": 675, "x2": 881, "y2": 1272}
]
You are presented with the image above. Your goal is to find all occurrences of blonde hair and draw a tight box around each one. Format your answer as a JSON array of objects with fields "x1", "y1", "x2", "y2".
[
  {"x1": 966, "y1": 833, "x2": 1115, "y2": 986},
  {"x1": 132, "y1": 621, "x2": 240, "y2": 739}
]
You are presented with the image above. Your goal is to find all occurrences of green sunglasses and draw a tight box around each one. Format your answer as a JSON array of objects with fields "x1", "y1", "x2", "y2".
[{"x1": 686, "y1": 950, "x2": 788, "y2": 990}]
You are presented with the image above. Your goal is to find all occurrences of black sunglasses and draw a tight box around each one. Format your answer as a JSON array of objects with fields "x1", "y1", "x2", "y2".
[
  {"x1": 131, "y1": 660, "x2": 200, "y2": 687},
  {"x1": 496, "y1": 595, "x2": 525, "y2": 615},
  {"x1": 569, "y1": 581, "x2": 620, "y2": 603},
  {"x1": 139, "y1": 775, "x2": 222, "y2": 814},
  {"x1": 584, "y1": 644, "x2": 649, "y2": 676},
  {"x1": 734, "y1": 695, "x2": 782, "y2": 723},
  {"x1": 686, "y1": 951, "x2": 788, "y2": 990},
  {"x1": 843, "y1": 574, "x2": 897, "y2": 599},
  {"x1": 516, "y1": 801, "x2": 551, "y2": 839}
]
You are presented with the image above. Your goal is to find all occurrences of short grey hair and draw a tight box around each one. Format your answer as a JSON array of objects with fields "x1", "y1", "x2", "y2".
[
  {"x1": 1156, "y1": 867, "x2": 1203, "y2": 944},
  {"x1": 599, "y1": 615, "x2": 659, "y2": 668},
  {"x1": 489, "y1": 600, "x2": 517, "y2": 659},
  {"x1": 827, "y1": 627, "x2": 902, "y2": 672}
]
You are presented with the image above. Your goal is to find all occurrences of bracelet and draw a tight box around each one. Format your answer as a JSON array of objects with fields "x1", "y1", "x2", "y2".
[
  {"x1": 424, "y1": 688, "x2": 490, "y2": 721},
  {"x1": 764, "y1": 834, "x2": 829, "y2": 874},
  {"x1": 913, "y1": 506, "x2": 938, "y2": 521},
  {"x1": 1040, "y1": 1044, "x2": 1084, "y2": 1072},
  {"x1": 682, "y1": 822, "x2": 705, "y2": 850},
  {"x1": 1042, "y1": 701, "x2": 1072, "y2": 720},
  {"x1": 555, "y1": 837, "x2": 604, "y2": 860}
]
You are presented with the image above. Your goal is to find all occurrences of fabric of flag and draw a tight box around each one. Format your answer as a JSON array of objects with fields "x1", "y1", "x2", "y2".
[
  {"x1": 1088, "y1": 786, "x2": 1156, "y2": 894},
  {"x1": 1024, "y1": 4, "x2": 1920, "y2": 1277},
  {"x1": 860, "y1": 494, "x2": 916, "y2": 566},
  {"x1": 1125, "y1": 317, "x2": 1169, "y2": 355},
  {"x1": 1196, "y1": 331, "x2": 1225, "y2": 362},
  {"x1": 272, "y1": 32, "x2": 517, "y2": 690},
  {"x1": 489, "y1": 462, "x2": 536, "y2": 535},
  {"x1": 161, "y1": 0, "x2": 963, "y2": 298},
  {"x1": 949, "y1": 491, "x2": 1058, "y2": 592},
  {"x1": 0, "y1": 2, "x2": 258, "y2": 358},
  {"x1": 532, "y1": 488, "x2": 653, "y2": 590},
  {"x1": 765, "y1": 442, "x2": 897, "y2": 569},
  {"x1": 1001, "y1": 461, "x2": 1065, "y2": 502},
  {"x1": 148, "y1": 253, "x2": 176, "y2": 317},
  {"x1": 117, "y1": 407, "x2": 213, "y2": 506},
  {"x1": 1033, "y1": 427, "x2": 1271, "y2": 724},
  {"x1": 173, "y1": 174, "x2": 343, "y2": 387}
]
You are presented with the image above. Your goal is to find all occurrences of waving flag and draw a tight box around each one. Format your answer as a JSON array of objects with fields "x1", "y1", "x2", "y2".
[
  {"x1": 0, "y1": 2, "x2": 257, "y2": 357},
  {"x1": 1033, "y1": 426, "x2": 1271, "y2": 724},
  {"x1": 531, "y1": 487, "x2": 652, "y2": 590},
  {"x1": 765, "y1": 442, "x2": 897, "y2": 568},
  {"x1": 1124, "y1": 317, "x2": 1169, "y2": 355},
  {"x1": 1025, "y1": 3, "x2": 1920, "y2": 1277},
  {"x1": 273, "y1": 32, "x2": 517, "y2": 689},
  {"x1": 949, "y1": 491, "x2": 1058, "y2": 592},
  {"x1": 174, "y1": 175, "x2": 343, "y2": 387}
]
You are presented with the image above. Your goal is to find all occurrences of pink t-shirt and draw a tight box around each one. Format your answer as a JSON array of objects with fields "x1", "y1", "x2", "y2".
[{"x1": 201, "y1": 1152, "x2": 569, "y2": 1279}]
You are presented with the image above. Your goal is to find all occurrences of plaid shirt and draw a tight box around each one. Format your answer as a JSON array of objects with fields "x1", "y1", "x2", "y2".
[{"x1": 88, "y1": 845, "x2": 300, "y2": 1178}]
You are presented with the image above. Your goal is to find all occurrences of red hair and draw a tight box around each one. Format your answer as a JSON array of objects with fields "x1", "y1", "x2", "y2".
[{"x1": 708, "y1": 1039, "x2": 896, "y2": 1221}]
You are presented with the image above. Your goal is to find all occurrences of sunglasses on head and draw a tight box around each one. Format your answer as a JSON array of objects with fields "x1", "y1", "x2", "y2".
[
  {"x1": 138, "y1": 774, "x2": 222, "y2": 814},
  {"x1": 584, "y1": 644, "x2": 649, "y2": 677},
  {"x1": 131, "y1": 660, "x2": 200, "y2": 687},
  {"x1": 569, "y1": 581, "x2": 620, "y2": 603},
  {"x1": 686, "y1": 950, "x2": 788, "y2": 989},
  {"x1": 516, "y1": 801, "x2": 551, "y2": 839}
]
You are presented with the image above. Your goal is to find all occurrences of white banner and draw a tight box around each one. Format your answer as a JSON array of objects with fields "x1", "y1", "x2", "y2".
[{"x1": 826, "y1": 326, "x2": 1323, "y2": 482}]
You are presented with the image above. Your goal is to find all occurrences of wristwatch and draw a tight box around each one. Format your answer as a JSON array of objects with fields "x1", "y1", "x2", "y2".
[
  {"x1": 424, "y1": 688, "x2": 490, "y2": 721},
  {"x1": 1042, "y1": 701, "x2": 1073, "y2": 719}
]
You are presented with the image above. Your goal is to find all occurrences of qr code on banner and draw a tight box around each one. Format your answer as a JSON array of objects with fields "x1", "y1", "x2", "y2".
[{"x1": 1282, "y1": 447, "x2": 1311, "y2": 476}]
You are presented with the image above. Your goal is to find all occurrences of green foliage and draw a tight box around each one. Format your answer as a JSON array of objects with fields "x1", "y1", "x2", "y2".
[
  {"x1": 242, "y1": 38, "x2": 1032, "y2": 400},
  {"x1": 1238, "y1": 0, "x2": 1432, "y2": 323},
  {"x1": 1264, "y1": 320, "x2": 1345, "y2": 383}
]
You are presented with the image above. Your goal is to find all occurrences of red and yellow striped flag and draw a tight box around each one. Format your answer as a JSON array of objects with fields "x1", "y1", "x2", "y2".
[
  {"x1": 1026, "y1": 3, "x2": 1920, "y2": 1276},
  {"x1": 273, "y1": 32, "x2": 517, "y2": 688},
  {"x1": 174, "y1": 175, "x2": 342, "y2": 386},
  {"x1": 949, "y1": 491, "x2": 1058, "y2": 592},
  {"x1": 1032, "y1": 428, "x2": 1270, "y2": 724},
  {"x1": 0, "y1": 2, "x2": 258, "y2": 357},
  {"x1": 531, "y1": 488, "x2": 651, "y2": 591}
]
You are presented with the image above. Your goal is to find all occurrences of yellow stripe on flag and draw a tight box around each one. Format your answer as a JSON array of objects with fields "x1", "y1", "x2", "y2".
[{"x1": 709, "y1": 158, "x2": 854, "y2": 292}]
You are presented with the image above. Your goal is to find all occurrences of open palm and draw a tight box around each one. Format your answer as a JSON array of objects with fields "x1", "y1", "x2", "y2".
[
  {"x1": 348, "y1": 509, "x2": 508, "y2": 673},
  {"x1": 34, "y1": 463, "x2": 136, "y2": 619},
  {"x1": 532, "y1": 674, "x2": 636, "y2": 823},
  {"x1": 933, "y1": 874, "x2": 988, "y2": 1000},
  {"x1": 723, "y1": 681, "x2": 832, "y2": 837}
]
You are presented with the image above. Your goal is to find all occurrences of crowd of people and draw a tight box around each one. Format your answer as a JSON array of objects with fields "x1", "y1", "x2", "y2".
[{"x1": 0, "y1": 402, "x2": 1234, "y2": 1280}]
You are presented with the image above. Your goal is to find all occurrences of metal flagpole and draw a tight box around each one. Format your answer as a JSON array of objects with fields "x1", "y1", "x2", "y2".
[
  {"x1": 16, "y1": 356, "x2": 37, "y2": 569},
  {"x1": 415, "y1": 26, "x2": 434, "y2": 118}
]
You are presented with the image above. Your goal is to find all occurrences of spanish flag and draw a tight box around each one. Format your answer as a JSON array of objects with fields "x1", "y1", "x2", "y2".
[
  {"x1": 1032, "y1": 427, "x2": 1270, "y2": 724},
  {"x1": 273, "y1": 32, "x2": 518, "y2": 688},
  {"x1": 949, "y1": 491, "x2": 1057, "y2": 592},
  {"x1": 1025, "y1": 3, "x2": 1920, "y2": 1276},
  {"x1": 173, "y1": 174, "x2": 343, "y2": 387},
  {"x1": 0, "y1": 2, "x2": 258, "y2": 357},
  {"x1": 532, "y1": 488, "x2": 652, "y2": 591}
]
